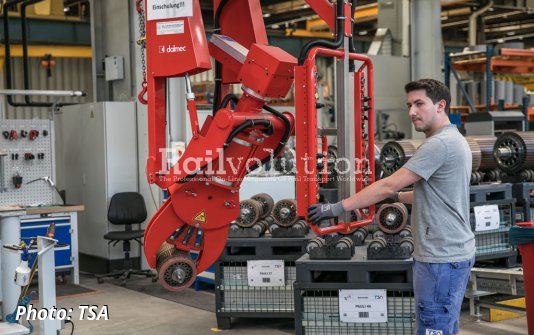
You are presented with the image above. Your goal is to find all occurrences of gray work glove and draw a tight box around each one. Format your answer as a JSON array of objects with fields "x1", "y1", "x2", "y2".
[{"x1": 307, "y1": 202, "x2": 345, "y2": 225}]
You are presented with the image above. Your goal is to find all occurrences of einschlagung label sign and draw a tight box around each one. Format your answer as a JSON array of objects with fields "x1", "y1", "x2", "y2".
[{"x1": 147, "y1": 0, "x2": 193, "y2": 21}]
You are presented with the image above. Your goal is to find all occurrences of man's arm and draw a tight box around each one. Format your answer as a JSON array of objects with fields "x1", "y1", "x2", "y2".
[
  {"x1": 398, "y1": 191, "x2": 413, "y2": 204},
  {"x1": 341, "y1": 168, "x2": 420, "y2": 211}
]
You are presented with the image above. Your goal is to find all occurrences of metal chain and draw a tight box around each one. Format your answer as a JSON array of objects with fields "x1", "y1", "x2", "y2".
[
  {"x1": 136, "y1": 0, "x2": 146, "y2": 81},
  {"x1": 136, "y1": 0, "x2": 148, "y2": 103}
]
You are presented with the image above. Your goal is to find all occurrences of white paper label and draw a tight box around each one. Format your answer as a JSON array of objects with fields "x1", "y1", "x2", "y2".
[
  {"x1": 147, "y1": 0, "x2": 193, "y2": 21},
  {"x1": 339, "y1": 289, "x2": 388, "y2": 323},
  {"x1": 247, "y1": 260, "x2": 284, "y2": 287},
  {"x1": 474, "y1": 204, "x2": 500, "y2": 231},
  {"x1": 157, "y1": 20, "x2": 184, "y2": 35}
]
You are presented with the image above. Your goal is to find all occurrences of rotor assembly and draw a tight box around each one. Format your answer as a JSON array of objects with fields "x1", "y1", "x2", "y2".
[
  {"x1": 493, "y1": 132, "x2": 534, "y2": 175},
  {"x1": 156, "y1": 242, "x2": 196, "y2": 292},
  {"x1": 375, "y1": 202, "x2": 409, "y2": 234},
  {"x1": 272, "y1": 198, "x2": 299, "y2": 227},
  {"x1": 379, "y1": 140, "x2": 423, "y2": 177}
]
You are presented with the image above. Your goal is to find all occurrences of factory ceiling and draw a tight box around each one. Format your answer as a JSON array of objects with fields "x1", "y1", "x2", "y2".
[{"x1": 199, "y1": 0, "x2": 534, "y2": 48}]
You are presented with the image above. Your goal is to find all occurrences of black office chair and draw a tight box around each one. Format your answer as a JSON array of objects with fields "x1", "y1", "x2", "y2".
[{"x1": 96, "y1": 192, "x2": 155, "y2": 285}]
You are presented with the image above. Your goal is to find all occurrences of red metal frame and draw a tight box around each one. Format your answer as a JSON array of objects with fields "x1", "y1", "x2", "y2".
[{"x1": 295, "y1": 47, "x2": 375, "y2": 235}]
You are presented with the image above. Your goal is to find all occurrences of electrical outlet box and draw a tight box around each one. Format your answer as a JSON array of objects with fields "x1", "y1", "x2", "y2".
[{"x1": 104, "y1": 56, "x2": 124, "y2": 81}]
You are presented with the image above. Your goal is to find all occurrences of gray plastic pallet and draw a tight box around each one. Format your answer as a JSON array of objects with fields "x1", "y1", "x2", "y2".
[
  {"x1": 296, "y1": 246, "x2": 413, "y2": 290},
  {"x1": 469, "y1": 183, "x2": 513, "y2": 203},
  {"x1": 219, "y1": 236, "x2": 311, "y2": 262}
]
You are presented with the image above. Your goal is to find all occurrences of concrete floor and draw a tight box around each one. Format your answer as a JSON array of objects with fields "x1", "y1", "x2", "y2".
[{"x1": 26, "y1": 275, "x2": 527, "y2": 335}]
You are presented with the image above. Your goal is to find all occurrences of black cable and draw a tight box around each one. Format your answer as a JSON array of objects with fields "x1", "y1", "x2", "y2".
[
  {"x1": 64, "y1": 320, "x2": 74, "y2": 335},
  {"x1": 297, "y1": 0, "x2": 345, "y2": 65},
  {"x1": 212, "y1": 0, "x2": 231, "y2": 116},
  {"x1": 218, "y1": 93, "x2": 239, "y2": 110},
  {"x1": 348, "y1": 0, "x2": 357, "y2": 72},
  {"x1": 223, "y1": 119, "x2": 273, "y2": 149}
]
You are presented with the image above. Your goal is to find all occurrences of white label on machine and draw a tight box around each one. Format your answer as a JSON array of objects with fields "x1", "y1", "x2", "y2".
[
  {"x1": 247, "y1": 260, "x2": 284, "y2": 287},
  {"x1": 474, "y1": 204, "x2": 500, "y2": 231},
  {"x1": 147, "y1": 0, "x2": 193, "y2": 21},
  {"x1": 157, "y1": 20, "x2": 184, "y2": 35},
  {"x1": 339, "y1": 289, "x2": 388, "y2": 323}
]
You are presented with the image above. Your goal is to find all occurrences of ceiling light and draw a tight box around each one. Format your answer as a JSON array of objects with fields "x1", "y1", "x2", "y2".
[
  {"x1": 358, "y1": 30, "x2": 368, "y2": 36},
  {"x1": 301, "y1": 4, "x2": 310, "y2": 9},
  {"x1": 441, "y1": 15, "x2": 448, "y2": 21},
  {"x1": 506, "y1": 31, "x2": 516, "y2": 36},
  {"x1": 263, "y1": 13, "x2": 271, "y2": 18},
  {"x1": 272, "y1": 24, "x2": 279, "y2": 29}
]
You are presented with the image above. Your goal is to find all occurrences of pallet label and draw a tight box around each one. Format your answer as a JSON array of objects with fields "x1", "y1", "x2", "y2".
[
  {"x1": 247, "y1": 260, "x2": 284, "y2": 287},
  {"x1": 339, "y1": 289, "x2": 388, "y2": 323},
  {"x1": 474, "y1": 205, "x2": 500, "y2": 231}
]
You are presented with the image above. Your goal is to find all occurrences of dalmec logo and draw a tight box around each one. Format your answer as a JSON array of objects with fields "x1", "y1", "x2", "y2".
[{"x1": 158, "y1": 45, "x2": 187, "y2": 53}]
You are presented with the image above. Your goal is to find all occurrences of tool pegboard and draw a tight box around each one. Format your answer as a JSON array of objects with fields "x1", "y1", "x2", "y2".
[{"x1": 0, "y1": 119, "x2": 55, "y2": 206}]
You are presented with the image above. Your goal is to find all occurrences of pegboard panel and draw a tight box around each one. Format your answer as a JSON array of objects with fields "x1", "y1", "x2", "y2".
[{"x1": 0, "y1": 119, "x2": 55, "y2": 206}]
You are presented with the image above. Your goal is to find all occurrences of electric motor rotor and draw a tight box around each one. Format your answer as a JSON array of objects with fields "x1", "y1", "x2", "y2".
[
  {"x1": 372, "y1": 230, "x2": 385, "y2": 239},
  {"x1": 322, "y1": 145, "x2": 338, "y2": 188},
  {"x1": 398, "y1": 226, "x2": 412, "y2": 238},
  {"x1": 369, "y1": 236, "x2": 387, "y2": 252},
  {"x1": 493, "y1": 132, "x2": 534, "y2": 174},
  {"x1": 272, "y1": 198, "x2": 299, "y2": 227},
  {"x1": 520, "y1": 169, "x2": 534, "y2": 182},
  {"x1": 400, "y1": 236, "x2": 415, "y2": 254},
  {"x1": 374, "y1": 142, "x2": 384, "y2": 177},
  {"x1": 255, "y1": 218, "x2": 271, "y2": 233},
  {"x1": 375, "y1": 202, "x2": 408, "y2": 234},
  {"x1": 156, "y1": 243, "x2": 196, "y2": 292},
  {"x1": 251, "y1": 193, "x2": 275, "y2": 218},
  {"x1": 465, "y1": 137, "x2": 481, "y2": 172},
  {"x1": 274, "y1": 147, "x2": 296, "y2": 173},
  {"x1": 235, "y1": 199, "x2": 262, "y2": 228},
  {"x1": 306, "y1": 237, "x2": 325, "y2": 253},
  {"x1": 292, "y1": 219, "x2": 309, "y2": 232},
  {"x1": 484, "y1": 169, "x2": 502, "y2": 182},
  {"x1": 379, "y1": 140, "x2": 423, "y2": 177},
  {"x1": 335, "y1": 236, "x2": 354, "y2": 251},
  {"x1": 467, "y1": 135, "x2": 497, "y2": 171}
]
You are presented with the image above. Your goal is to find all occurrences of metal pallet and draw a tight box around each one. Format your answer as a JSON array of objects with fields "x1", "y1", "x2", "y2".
[
  {"x1": 294, "y1": 246, "x2": 415, "y2": 335},
  {"x1": 512, "y1": 182, "x2": 534, "y2": 222},
  {"x1": 469, "y1": 184, "x2": 517, "y2": 266},
  {"x1": 215, "y1": 236, "x2": 310, "y2": 329}
]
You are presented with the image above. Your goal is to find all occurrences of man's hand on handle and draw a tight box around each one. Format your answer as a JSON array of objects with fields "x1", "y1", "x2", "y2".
[{"x1": 307, "y1": 202, "x2": 344, "y2": 225}]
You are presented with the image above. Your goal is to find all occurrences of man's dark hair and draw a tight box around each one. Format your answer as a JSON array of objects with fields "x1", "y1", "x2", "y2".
[{"x1": 404, "y1": 79, "x2": 451, "y2": 114}]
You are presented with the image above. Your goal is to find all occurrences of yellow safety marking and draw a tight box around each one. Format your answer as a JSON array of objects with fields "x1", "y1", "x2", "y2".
[{"x1": 193, "y1": 210, "x2": 207, "y2": 223}]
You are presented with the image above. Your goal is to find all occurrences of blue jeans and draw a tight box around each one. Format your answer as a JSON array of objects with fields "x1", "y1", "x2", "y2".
[{"x1": 413, "y1": 258, "x2": 474, "y2": 335}]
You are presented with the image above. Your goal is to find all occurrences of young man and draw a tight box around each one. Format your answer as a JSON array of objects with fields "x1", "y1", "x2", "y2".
[{"x1": 308, "y1": 79, "x2": 476, "y2": 335}]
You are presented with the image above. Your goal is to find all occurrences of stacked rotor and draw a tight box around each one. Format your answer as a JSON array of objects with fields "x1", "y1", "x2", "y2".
[
  {"x1": 493, "y1": 132, "x2": 534, "y2": 181},
  {"x1": 368, "y1": 202, "x2": 413, "y2": 257},
  {"x1": 378, "y1": 136, "x2": 500, "y2": 184},
  {"x1": 379, "y1": 140, "x2": 423, "y2": 177},
  {"x1": 232, "y1": 193, "x2": 276, "y2": 235},
  {"x1": 233, "y1": 195, "x2": 308, "y2": 235}
]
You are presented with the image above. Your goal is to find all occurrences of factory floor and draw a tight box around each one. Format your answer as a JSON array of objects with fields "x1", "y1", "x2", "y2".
[{"x1": 29, "y1": 275, "x2": 527, "y2": 335}]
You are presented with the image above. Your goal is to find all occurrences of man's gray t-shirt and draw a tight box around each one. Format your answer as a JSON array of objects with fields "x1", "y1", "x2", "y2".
[{"x1": 403, "y1": 124, "x2": 475, "y2": 263}]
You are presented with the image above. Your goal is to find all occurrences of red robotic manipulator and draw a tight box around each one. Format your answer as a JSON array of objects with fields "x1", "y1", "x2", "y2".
[{"x1": 140, "y1": 0, "x2": 375, "y2": 291}]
